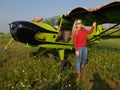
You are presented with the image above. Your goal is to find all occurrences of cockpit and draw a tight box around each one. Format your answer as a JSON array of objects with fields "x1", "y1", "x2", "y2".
[{"x1": 41, "y1": 15, "x2": 60, "y2": 30}]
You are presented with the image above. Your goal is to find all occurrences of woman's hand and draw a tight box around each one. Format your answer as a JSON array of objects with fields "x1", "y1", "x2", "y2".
[
  {"x1": 93, "y1": 22, "x2": 97, "y2": 27},
  {"x1": 75, "y1": 51, "x2": 80, "y2": 57}
]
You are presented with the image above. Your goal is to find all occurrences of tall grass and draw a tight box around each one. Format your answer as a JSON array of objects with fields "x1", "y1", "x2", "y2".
[{"x1": 0, "y1": 34, "x2": 120, "y2": 90}]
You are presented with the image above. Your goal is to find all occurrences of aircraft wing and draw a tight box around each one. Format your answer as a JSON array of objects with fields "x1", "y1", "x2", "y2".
[{"x1": 63, "y1": 0, "x2": 120, "y2": 26}]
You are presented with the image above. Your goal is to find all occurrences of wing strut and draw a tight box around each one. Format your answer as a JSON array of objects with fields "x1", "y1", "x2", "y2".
[
  {"x1": 88, "y1": 23, "x2": 120, "y2": 45},
  {"x1": 88, "y1": 23, "x2": 120, "y2": 42},
  {"x1": 97, "y1": 23, "x2": 120, "y2": 37}
]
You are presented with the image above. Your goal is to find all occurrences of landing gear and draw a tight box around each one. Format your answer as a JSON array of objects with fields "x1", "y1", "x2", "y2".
[
  {"x1": 59, "y1": 60, "x2": 71, "y2": 72},
  {"x1": 29, "y1": 48, "x2": 72, "y2": 71}
]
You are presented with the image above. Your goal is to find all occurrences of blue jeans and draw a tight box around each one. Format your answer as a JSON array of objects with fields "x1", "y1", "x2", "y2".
[{"x1": 76, "y1": 47, "x2": 87, "y2": 73}]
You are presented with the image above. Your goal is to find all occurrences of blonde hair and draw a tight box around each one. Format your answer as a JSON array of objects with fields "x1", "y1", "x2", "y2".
[{"x1": 72, "y1": 19, "x2": 84, "y2": 37}]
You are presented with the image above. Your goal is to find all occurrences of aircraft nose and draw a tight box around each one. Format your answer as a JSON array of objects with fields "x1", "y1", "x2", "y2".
[
  {"x1": 9, "y1": 22, "x2": 23, "y2": 33},
  {"x1": 9, "y1": 23, "x2": 17, "y2": 33},
  {"x1": 9, "y1": 23, "x2": 16, "y2": 31},
  {"x1": 9, "y1": 21, "x2": 42, "y2": 45},
  {"x1": 9, "y1": 22, "x2": 18, "y2": 40},
  {"x1": 9, "y1": 22, "x2": 23, "y2": 41}
]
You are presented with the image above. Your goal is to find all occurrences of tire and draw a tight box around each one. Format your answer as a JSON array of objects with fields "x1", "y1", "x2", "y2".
[{"x1": 60, "y1": 60, "x2": 71, "y2": 72}]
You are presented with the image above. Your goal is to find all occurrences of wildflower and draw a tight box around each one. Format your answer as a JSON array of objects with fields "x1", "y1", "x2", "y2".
[
  {"x1": 11, "y1": 86, "x2": 14, "y2": 89},
  {"x1": 22, "y1": 84, "x2": 25, "y2": 87},
  {"x1": 69, "y1": 84, "x2": 71, "y2": 87},
  {"x1": 28, "y1": 85, "x2": 31, "y2": 87},
  {"x1": 22, "y1": 70, "x2": 25, "y2": 72}
]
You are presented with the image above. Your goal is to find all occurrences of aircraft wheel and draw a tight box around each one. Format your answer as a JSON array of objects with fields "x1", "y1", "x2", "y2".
[{"x1": 60, "y1": 60, "x2": 71, "y2": 72}]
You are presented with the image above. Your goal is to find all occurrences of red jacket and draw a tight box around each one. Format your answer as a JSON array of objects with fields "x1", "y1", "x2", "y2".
[{"x1": 73, "y1": 26, "x2": 94, "y2": 51}]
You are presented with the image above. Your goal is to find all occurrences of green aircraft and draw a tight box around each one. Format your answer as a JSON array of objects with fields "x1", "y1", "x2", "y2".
[{"x1": 9, "y1": 1, "x2": 120, "y2": 71}]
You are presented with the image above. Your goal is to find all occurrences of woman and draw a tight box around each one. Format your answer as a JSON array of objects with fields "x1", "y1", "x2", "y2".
[{"x1": 72, "y1": 19, "x2": 96, "y2": 78}]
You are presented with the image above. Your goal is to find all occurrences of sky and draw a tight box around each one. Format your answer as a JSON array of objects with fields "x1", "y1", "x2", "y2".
[{"x1": 0, "y1": 0, "x2": 114, "y2": 33}]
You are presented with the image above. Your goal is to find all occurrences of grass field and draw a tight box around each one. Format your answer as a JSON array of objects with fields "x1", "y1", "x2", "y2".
[{"x1": 0, "y1": 34, "x2": 120, "y2": 90}]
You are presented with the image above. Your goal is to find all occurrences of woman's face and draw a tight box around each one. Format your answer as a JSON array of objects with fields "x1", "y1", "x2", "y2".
[{"x1": 76, "y1": 20, "x2": 83, "y2": 28}]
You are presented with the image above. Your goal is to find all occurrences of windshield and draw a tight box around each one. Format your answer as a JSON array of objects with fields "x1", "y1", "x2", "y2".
[{"x1": 41, "y1": 15, "x2": 61, "y2": 30}]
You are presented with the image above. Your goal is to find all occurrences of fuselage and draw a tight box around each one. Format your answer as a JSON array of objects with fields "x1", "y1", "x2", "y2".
[{"x1": 9, "y1": 16, "x2": 74, "y2": 49}]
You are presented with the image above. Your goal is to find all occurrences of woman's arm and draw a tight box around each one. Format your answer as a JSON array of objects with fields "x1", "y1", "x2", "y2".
[{"x1": 86, "y1": 22, "x2": 96, "y2": 34}]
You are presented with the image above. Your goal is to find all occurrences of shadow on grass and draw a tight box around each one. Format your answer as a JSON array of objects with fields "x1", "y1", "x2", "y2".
[
  {"x1": 90, "y1": 73, "x2": 113, "y2": 90},
  {"x1": 31, "y1": 72, "x2": 77, "y2": 90}
]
